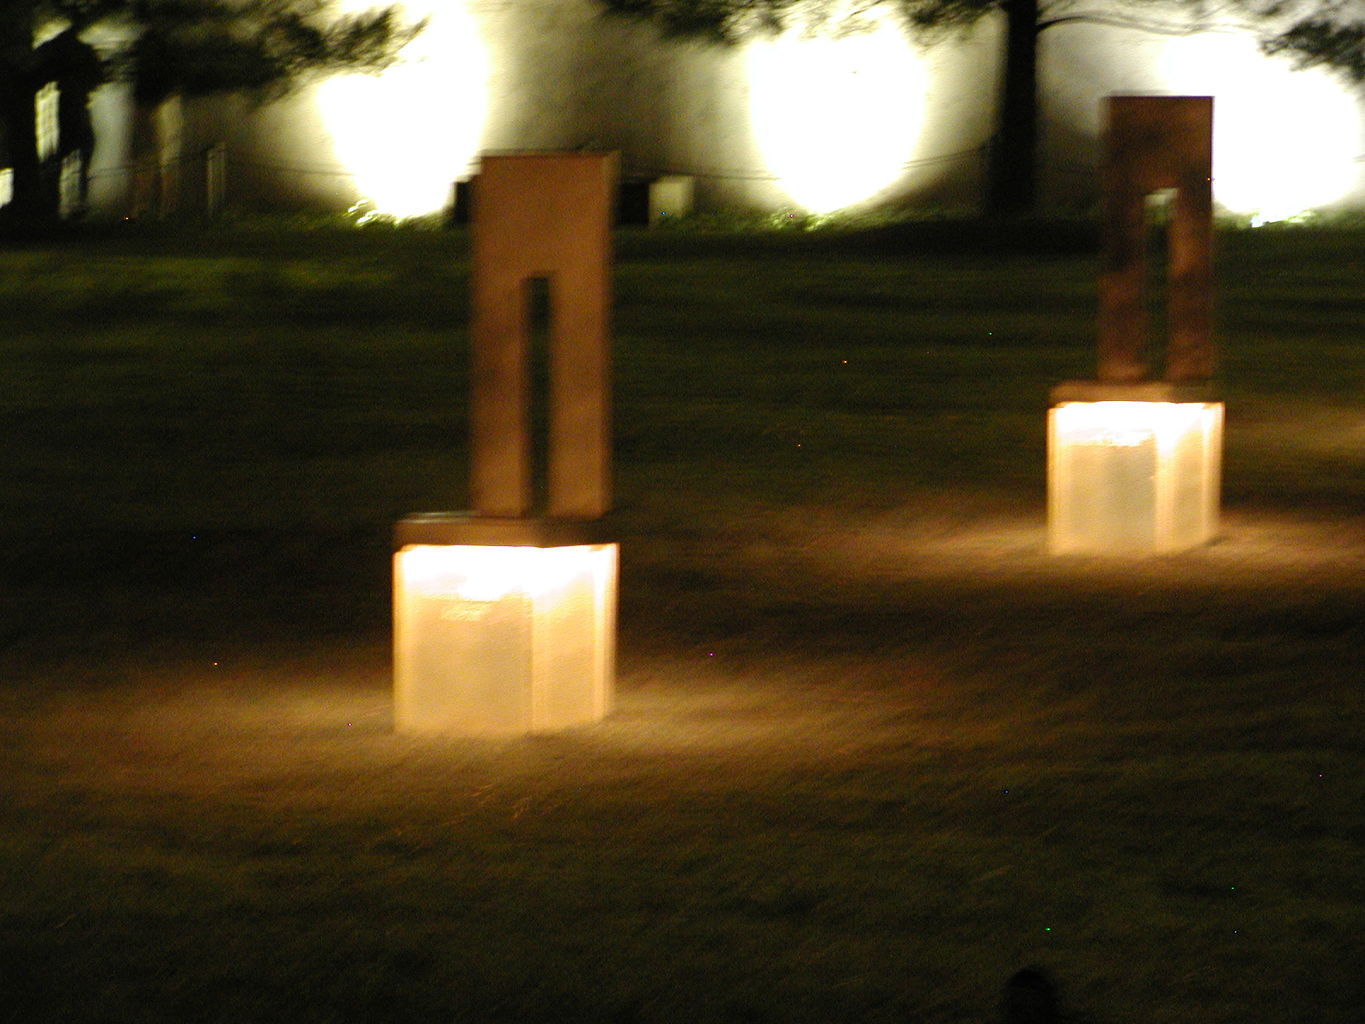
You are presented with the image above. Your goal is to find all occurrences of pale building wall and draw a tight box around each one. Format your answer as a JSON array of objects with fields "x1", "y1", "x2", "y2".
[
  {"x1": 85, "y1": 78, "x2": 133, "y2": 214},
  {"x1": 474, "y1": 0, "x2": 763, "y2": 208},
  {"x1": 1039, "y1": 22, "x2": 1365, "y2": 221},
  {"x1": 63, "y1": 0, "x2": 1365, "y2": 220},
  {"x1": 221, "y1": 0, "x2": 1000, "y2": 217}
]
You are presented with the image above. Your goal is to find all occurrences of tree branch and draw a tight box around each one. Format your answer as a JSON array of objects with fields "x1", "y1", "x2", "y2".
[{"x1": 1037, "y1": 10, "x2": 1257, "y2": 34}]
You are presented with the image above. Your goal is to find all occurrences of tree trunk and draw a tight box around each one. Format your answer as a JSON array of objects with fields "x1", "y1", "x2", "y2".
[
  {"x1": 986, "y1": 0, "x2": 1040, "y2": 217},
  {"x1": 0, "y1": 6, "x2": 60, "y2": 230}
]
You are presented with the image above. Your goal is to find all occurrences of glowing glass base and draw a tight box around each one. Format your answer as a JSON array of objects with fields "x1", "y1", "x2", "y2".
[
  {"x1": 394, "y1": 542, "x2": 616, "y2": 735},
  {"x1": 1048, "y1": 400, "x2": 1223, "y2": 554}
]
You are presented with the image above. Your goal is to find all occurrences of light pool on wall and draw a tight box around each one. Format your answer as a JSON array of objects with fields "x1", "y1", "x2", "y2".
[
  {"x1": 315, "y1": 1, "x2": 490, "y2": 219},
  {"x1": 1157, "y1": 33, "x2": 1364, "y2": 222},
  {"x1": 745, "y1": 15, "x2": 927, "y2": 214}
]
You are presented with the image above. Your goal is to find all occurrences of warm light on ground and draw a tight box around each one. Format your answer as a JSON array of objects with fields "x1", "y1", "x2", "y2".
[
  {"x1": 1156, "y1": 33, "x2": 1364, "y2": 222},
  {"x1": 314, "y1": 1, "x2": 489, "y2": 218},
  {"x1": 745, "y1": 15, "x2": 927, "y2": 214}
]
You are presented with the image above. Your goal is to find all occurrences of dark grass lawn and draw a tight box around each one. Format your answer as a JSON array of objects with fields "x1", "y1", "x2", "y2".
[{"x1": 0, "y1": 223, "x2": 1362, "y2": 1024}]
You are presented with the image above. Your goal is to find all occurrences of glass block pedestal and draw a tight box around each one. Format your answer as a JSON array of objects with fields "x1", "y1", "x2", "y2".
[
  {"x1": 1048, "y1": 382, "x2": 1222, "y2": 554},
  {"x1": 394, "y1": 515, "x2": 616, "y2": 735}
]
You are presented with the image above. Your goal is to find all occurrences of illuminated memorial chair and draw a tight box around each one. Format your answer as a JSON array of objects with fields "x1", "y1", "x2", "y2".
[
  {"x1": 1048, "y1": 96, "x2": 1223, "y2": 555},
  {"x1": 394, "y1": 153, "x2": 618, "y2": 735}
]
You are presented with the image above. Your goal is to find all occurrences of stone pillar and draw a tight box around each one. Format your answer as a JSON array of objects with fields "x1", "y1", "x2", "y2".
[
  {"x1": 1098, "y1": 95, "x2": 1214, "y2": 384},
  {"x1": 470, "y1": 152, "x2": 615, "y2": 519}
]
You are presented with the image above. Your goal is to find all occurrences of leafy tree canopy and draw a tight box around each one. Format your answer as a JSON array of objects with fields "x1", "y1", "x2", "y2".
[
  {"x1": 598, "y1": 0, "x2": 1228, "y2": 42},
  {"x1": 1261, "y1": 3, "x2": 1365, "y2": 82},
  {"x1": 1, "y1": 0, "x2": 422, "y2": 227},
  {"x1": 33, "y1": 0, "x2": 424, "y2": 104},
  {"x1": 599, "y1": 0, "x2": 1364, "y2": 70},
  {"x1": 596, "y1": 0, "x2": 1363, "y2": 214}
]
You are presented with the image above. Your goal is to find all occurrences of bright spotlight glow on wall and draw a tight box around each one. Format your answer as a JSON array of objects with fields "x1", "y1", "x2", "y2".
[
  {"x1": 315, "y1": 1, "x2": 489, "y2": 218},
  {"x1": 745, "y1": 15, "x2": 926, "y2": 214},
  {"x1": 1157, "y1": 34, "x2": 1363, "y2": 221}
]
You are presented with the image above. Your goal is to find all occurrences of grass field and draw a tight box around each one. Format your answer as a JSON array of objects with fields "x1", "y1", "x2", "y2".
[{"x1": 1, "y1": 222, "x2": 1362, "y2": 1024}]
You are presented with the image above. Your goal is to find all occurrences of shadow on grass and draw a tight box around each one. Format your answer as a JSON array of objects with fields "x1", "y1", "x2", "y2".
[{"x1": 2, "y1": 506, "x2": 1363, "y2": 1024}]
